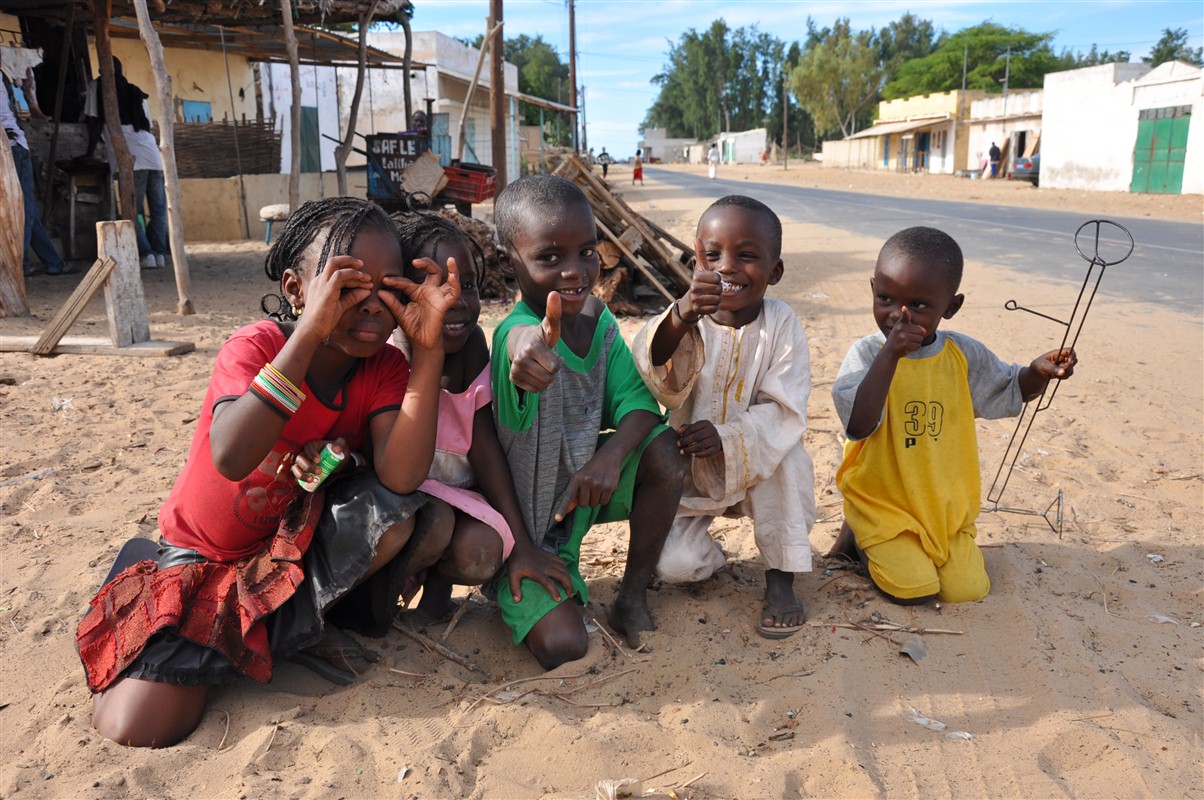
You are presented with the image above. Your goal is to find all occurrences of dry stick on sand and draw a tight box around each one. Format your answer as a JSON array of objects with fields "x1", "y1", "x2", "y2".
[
  {"x1": 807, "y1": 620, "x2": 964, "y2": 635},
  {"x1": 440, "y1": 591, "x2": 477, "y2": 643},
  {"x1": 464, "y1": 667, "x2": 639, "y2": 715},
  {"x1": 640, "y1": 760, "x2": 693, "y2": 784},
  {"x1": 590, "y1": 616, "x2": 640, "y2": 662},
  {"x1": 391, "y1": 620, "x2": 485, "y2": 675},
  {"x1": 386, "y1": 667, "x2": 432, "y2": 679},
  {"x1": 1089, "y1": 573, "x2": 1123, "y2": 618},
  {"x1": 217, "y1": 710, "x2": 231, "y2": 751}
]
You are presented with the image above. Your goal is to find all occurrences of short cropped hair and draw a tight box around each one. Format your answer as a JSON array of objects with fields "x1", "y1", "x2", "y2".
[
  {"x1": 879, "y1": 226, "x2": 964, "y2": 292},
  {"x1": 701, "y1": 195, "x2": 783, "y2": 259},
  {"x1": 494, "y1": 175, "x2": 590, "y2": 249}
]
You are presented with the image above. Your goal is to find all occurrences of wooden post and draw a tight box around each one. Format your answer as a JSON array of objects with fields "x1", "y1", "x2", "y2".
[
  {"x1": 336, "y1": 0, "x2": 379, "y2": 196},
  {"x1": 568, "y1": 0, "x2": 577, "y2": 152},
  {"x1": 90, "y1": 0, "x2": 136, "y2": 221},
  {"x1": 131, "y1": 0, "x2": 194, "y2": 315},
  {"x1": 98, "y1": 220, "x2": 149, "y2": 347},
  {"x1": 456, "y1": 21, "x2": 500, "y2": 162},
  {"x1": 280, "y1": 0, "x2": 301, "y2": 213},
  {"x1": 0, "y1": 133, "x2": 29, "y2": 318},
  {"x1": 488, "y1": 0, "x2": 506, "y2": 187}
]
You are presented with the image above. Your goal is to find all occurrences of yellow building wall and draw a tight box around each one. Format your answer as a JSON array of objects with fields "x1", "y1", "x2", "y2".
[
  {"x1": 877, "y1": 90, "x2": 987, "y2": 122},
  {"x1": 89, "y1": 40, "x2": 258, "y2": 126}
]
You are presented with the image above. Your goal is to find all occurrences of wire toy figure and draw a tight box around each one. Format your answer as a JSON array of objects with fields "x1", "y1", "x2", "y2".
[{"x1": 984, "y1": 219, "x2": 1134, "y2": 536}]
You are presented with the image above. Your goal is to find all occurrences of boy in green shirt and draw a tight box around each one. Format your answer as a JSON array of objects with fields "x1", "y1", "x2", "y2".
[{"x1": 491, "y1": 175, "x2": 686, "y2": 669}]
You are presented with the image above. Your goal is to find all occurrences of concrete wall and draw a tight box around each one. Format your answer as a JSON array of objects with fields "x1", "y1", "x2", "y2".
[
  {"x1": 878, "y1": 90, "x2": 982, "y2": 121},
  {"x1": 260, "y1": 62, "x2": 343, "y2": 173},
  {"x1": 820, "y1": 137, "x2": 878, "y2": 169},
  {"x1": 969, "y1": 90, "x2": 1043, "y2": 172},
  {"x1": 179, "y1": 173, "x2": 358, "y2": 241},
  {"x1": 1042, "y1": 63, "x2": 1151, "y2": 191}
]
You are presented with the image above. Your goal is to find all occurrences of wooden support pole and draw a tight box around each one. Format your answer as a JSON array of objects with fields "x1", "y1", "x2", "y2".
[
  {"x1": 488, "y1": 0, "x2": 506, "y2": 187},
  {"x1": 336, "y1": 0, "x2": 379, "y2": 196},
  {"x1": 31, "y1": 258, "x2": 116, "y2": 355},
  {"x1": 89, "y1": 0, "x2": 136, "y2": 221},
  {"x1": 280, "y1": 0, "x2": 301, "y2": 214},
  {"x1": 0, "y1": 130, "x2": 29, "y2": 317},
  {"x1": 131, "y1": 0, "x2": 194, "y2": 315}
]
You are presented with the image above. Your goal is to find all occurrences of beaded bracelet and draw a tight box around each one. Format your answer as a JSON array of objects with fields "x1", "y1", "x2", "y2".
[
  {"x1": 250, "y1": 364, "x2": 306, "y2": 416},
  {"x1": 672, "y1": 301, "x2": 699, "y2": 326}
]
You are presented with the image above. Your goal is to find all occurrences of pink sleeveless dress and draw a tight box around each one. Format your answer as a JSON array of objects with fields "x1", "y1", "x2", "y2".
[{"x1": 418, "y1": 364, "x2": 515, "y2": 558}]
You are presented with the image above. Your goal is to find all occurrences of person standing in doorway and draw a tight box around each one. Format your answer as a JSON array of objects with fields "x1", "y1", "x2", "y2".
[
  {"x1": 988, "y1": 142, "x2": 1001, "y2": 178},
  {"x1": 84, "y1": 58, "x2": 168, "y2": 269}
]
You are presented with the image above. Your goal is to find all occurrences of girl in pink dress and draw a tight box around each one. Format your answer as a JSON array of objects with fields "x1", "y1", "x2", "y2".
[{"x1": 393, "y1": 214, "x2": 573, "y2": 617}]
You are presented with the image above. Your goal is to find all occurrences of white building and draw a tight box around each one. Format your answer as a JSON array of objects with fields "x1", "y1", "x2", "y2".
[
  {"x1": 968, "y1": 90, "x2": 1042, "y2": 176},
  {"x1": 717, "y1": 128, "x2": 768, "y2": 163},
  {"x1": 260, "y1": 30, "x2": 521, "y2": 187},
  {"x1": 638, "y1": 128, "x2": 697, "y2": 163},
  {"x1": 1042, "y1": 61, "x2": 1202, "y2": 194}
]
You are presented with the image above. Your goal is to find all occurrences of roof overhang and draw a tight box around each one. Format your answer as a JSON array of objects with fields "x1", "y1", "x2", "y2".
[
  {"x1": 0, "y1": 0, "x2": 409, "y2": 27},
  {"x1": 846, "y1": 116, "x2": 949, "y2": 140},
  {"x1": 106, "y1": 17, "x2": 420, "y2": 68}
]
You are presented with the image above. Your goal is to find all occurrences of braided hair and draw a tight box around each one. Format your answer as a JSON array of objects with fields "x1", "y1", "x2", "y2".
[
  {"x1": 392, "y1": 211, "x2": 483, "y2": 278},
  {"x1": 260, "y1": 197, "x2": 393, "y2": 320}
]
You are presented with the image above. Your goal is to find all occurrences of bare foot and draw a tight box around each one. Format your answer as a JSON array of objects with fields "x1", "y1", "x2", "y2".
[
  {"x1": 607, "y1": 592, "x2": 656, "y2": 648},
  {"x1": 414, "y1": 573, "x2": 455, "y2": 622},
  {"x1": 827, "y1": 521, "x2": 862, "y2": 563},
  {"x1": 757, "y1": 568, "x2": 806, "y2": 639}
]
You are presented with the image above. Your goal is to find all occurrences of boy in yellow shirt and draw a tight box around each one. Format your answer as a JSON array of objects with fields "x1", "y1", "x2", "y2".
[{"x1": 831, "y1": 227, "x2": 1077, "y2": 604}]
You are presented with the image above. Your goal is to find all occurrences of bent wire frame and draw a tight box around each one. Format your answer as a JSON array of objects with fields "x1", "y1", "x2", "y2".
[{"x1": 983, "y1": 219, "x2": 1135, "y2": 536}]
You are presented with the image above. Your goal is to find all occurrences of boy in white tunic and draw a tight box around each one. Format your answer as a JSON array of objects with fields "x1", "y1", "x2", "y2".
[{"x1": 633, "y1": 195, "x2": 816, "y2": 638}]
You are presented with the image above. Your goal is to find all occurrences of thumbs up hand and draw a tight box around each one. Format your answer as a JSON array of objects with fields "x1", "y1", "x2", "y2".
[{"x1": 508, "y1": 291, "x2": 565, "y2": 393}]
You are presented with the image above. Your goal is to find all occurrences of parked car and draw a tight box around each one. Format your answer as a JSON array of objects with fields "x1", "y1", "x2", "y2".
[{"x1": 1012, "y1": 153, "x2": 1040, "y2": 186}]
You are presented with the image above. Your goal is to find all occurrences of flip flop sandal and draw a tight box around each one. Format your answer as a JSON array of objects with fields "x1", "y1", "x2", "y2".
[
  {"x1": 756, "y1": 602, "x2": 807, "y2": 640},
  {"x1": 290, "y1": 628, "x2": 378, "y2": 684}
]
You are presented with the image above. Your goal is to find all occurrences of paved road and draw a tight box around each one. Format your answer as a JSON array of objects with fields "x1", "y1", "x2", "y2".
[{"x1": 649, "y1": 168, "x2": 1203, "y2": 314}]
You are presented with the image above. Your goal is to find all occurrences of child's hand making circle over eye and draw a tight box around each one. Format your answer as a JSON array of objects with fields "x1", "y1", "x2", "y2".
[
  {"x1": 675, "y1": 237, "x2": 722, "y2": 324},
  {"x1": 295, "y1": 255, "x2": 376, "y2": 343},
  {"x1": 382, "y1": 256, "x2": 461, "y2": 351}
]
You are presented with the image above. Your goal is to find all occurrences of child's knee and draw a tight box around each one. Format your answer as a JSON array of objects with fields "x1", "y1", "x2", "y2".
[
  {"x1": 935, "y1": 531, "x2": 990, "y2": 603},
  {"x1": 864, "y1": 534, "x2": 941, "y2": 601},
  {"x1": 408, "y1": 500, "x2": 455, "y2": 560},
  {"x1": 638, "y1": 429, "x2": 688, "y2": 488},
  {"x1": 446, "y1": 521, "x2": 504, "y2": 583}
]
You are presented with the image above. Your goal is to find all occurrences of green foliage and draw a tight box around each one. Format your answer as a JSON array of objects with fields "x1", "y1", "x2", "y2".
[
  {"x1": 643, "y1": 21, "x2": 813, "y2": 149},
  {"x1": 1073, "y1": 44, "x2": 1132, "y2": 66},
  {"x1": 883, "y1": 22, "x2": 1075, "y2": 99},
  {"x1": 1144, "y1": 27, "x2": 1203, "y2": 67},
  {"x1": 457, "y1": 32, "x2": 572, "y2": 145},
  {"x1": 791, "y1": 18, "x2": 881, "y2": 138}
]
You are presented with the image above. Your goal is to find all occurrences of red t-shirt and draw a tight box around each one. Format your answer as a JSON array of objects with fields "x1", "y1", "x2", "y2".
[{"x1": 158, "y1": 321, "x2": 409, "y2": 561}]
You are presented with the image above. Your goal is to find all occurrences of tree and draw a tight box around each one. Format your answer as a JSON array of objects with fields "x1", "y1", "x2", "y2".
[
  {"x1": 791, "y1": 18, "x2": 881, "y2": 138},
  {"x1": 1145, "y1": 27, "x2": 1203, "y2": 67},
  {"x1": 1074, "y1": 44, "x2": 1131, "y2": 66},
  {"x1": 465, "y1": 33, "x2": 572, "y2": 145},
  {"x1": 642, "y1": 22, "x2": 800, "y2": 145},
  {"x1": 877, "y1": 13, "x2": 941, "y2": 84},
  {"x1": 883, "y1": 22, "x2": 1075, "y2": 99}
]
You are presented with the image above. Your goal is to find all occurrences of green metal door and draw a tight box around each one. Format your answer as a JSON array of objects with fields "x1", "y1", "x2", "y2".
[{"x1": 1131, "y1": 106, "x2": 1191, "y2": 194}]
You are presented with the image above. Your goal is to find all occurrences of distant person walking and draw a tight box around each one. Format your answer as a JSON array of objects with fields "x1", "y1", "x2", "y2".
[
  {"x1": 632, "y1": 148, "x2": 644, "y2": 185},
  {"x1": 598, "y1": 147, "x2": 612, "y2": 179},
  {"x1": 988, "y1": 142, "x2": 1001, "y2": 178},
  {"x1": 707, "y1": 143, "x2": 720, "y2": 180}
]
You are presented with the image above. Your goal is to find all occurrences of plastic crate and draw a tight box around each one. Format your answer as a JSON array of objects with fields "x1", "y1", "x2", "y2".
[{"x1": 440, "y1": 163, "x2": 496, "y2": 203}]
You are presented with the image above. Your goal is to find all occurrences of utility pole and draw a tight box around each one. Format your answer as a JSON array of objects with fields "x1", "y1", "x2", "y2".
[
  {"x1": 782, "y1": 71, "x2": 788, "y2": 170},
  {"x1": 568, "y1": 0, "x2": 578, "y2": 152},
  {"x1": 488, "y1": 0, "x2": 506, "y2": 187},
  {"x1": 580, "y1": 85, "x2": 587, "y2": 154}
]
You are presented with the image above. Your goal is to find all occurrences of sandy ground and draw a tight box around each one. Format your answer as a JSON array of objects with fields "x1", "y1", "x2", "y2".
[{"x1": 0, "y1": 168, "x2": 1201, "y2": 799}]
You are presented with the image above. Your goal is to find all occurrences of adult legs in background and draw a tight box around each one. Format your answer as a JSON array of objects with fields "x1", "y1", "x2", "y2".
[{"x1": 12, "y1": 142, "x2": 66, "y2": 274}]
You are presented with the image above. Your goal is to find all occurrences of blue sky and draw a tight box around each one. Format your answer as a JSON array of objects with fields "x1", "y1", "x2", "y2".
[{"x1": 410, "y1": 0, "x2": 1204, "y2": 156}]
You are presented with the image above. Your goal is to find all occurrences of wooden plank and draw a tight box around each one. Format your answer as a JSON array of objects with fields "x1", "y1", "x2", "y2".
[
  {"x1": 618, "y1": 225, "x2": 644, "y2": 252},
  {"x1": 31, "y1": 257, "x2": 118, "y2": 355},
  {"x1": 595, "y1": 219, "x2": 674, "y2": 302},
  {"x1": 99, "y1": 220, "x2": 150, "y2": 348},
  {"x1": 643, "y1": 215, "x2": 694, "y2": 258},
  {"x1": 566, "y1": 155, "x2": 691, "y2": 286},
  {"x1": 0, "y1": 335, "x2": 194, "y2": 357}
]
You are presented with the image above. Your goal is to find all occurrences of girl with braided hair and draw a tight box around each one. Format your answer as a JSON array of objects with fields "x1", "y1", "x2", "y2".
[
  {"x1": 389, "y1": 213, "x2": 571, "y2": 621},
  {"x1": 77, "y1": 197, "x2": 460, "y2": 747}
]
